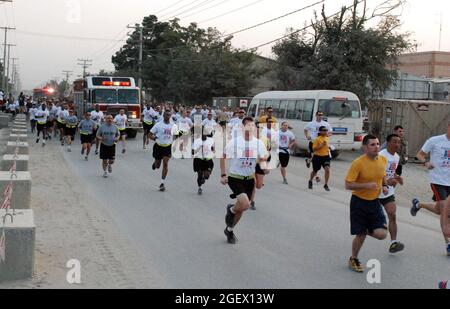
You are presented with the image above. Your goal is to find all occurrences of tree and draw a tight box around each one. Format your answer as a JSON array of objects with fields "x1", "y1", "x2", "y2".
[
  {"x1": 272, "y1": 0, "x2": 412, "y2": 104},
  {"x1": 112, "y1": 16, "x2": 262, "y2": 104}
]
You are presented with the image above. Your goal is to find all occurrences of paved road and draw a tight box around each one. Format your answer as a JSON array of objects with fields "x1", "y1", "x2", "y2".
[{"x1": 58, "y1": 137, "x2": 449, "y2": 289}]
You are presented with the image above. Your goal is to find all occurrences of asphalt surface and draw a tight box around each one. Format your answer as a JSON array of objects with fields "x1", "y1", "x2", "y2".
[{"x1": 59, "y1": 137, "x2": 449, "y2": 289}]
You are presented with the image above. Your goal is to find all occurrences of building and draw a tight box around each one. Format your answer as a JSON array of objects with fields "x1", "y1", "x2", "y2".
[{"x1": 397, "y1": 51, "x2": 450, "y2": 79}]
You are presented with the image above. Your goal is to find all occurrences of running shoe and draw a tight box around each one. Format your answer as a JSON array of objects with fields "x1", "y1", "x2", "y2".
[
  {"x1": 103, "y1": 171, "x2": 108, "y2": 178},
  {"x1": 305, "y1": 158, "x2": 311, "y2": 169},
  {"x1": 152, "y1": 163, "x2": 156, "y2": 170},
  {"x1": 108, "y1": 164, "x2": 112, "y2": 173},
  {"x1": 348, "y1": 257, "x2": 364, "y2": 273},
  {"x1": 81, "y1": 148, "x2": 85, "y2": 155},
  {"x1": 143, "y1": 145, "x2": 147, "y2": 150},
  {"x1": 283, "y1": 178, "x2": 288, "y2": 185},
  {"x1": 308, "y1": 180, "x2": 313, "y2": 190},
  {"x1": 447, "y1": 243, "x2": 450, "y2": 257},
  {"x1": 122, "y1": 149, "x2": 126, "y2": 154},
  {"x1": 95, "y1": 149, "x2": 99, "y2": 155},
  {"x1": 198, "y1": 188, "x2": 203, "y2": 195},
  {"x1": 389, "y1": 241, "x2": 405, "y2": 253},
  {"x1": 159, "y1": 184, "x2": 166, "y2": 192},
  {"x1": 411, "y1": 198, "x2": 420, "y2": 217},
  {"x1": 85, "y1": 156, "x2": 88, "y2": 161},
  {"x1": 36, "y1": 138, "x2": 39, "y2": 144},
  {"x1": 67, "y1": 148, "x2": 72, "y2": 152},
  {"x1": 224, "y1": 228, "x2": 237, "y2": 244},
  {"x1": 42, "y1": 140, "x2": 46, "y2": 147},
  {"x1": 61, "y1": 141, "x2": 64, "y2": 146},
  {"x1": 324, "y1": 185, "x2": 330, "y2": 192},
  {"x1": 225, "y1": 204, "x2": 235, "y2": 227},
  {"x1": 250, "y1": 201, "x2": 256, "y2": 210}
]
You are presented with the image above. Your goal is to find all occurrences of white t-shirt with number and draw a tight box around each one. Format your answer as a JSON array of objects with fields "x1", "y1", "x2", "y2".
[
  {"x1": 279, "y1": 130, "x2": 296, "y2": 153},
  {"x1": 114, "y1": 114, "x2": 127, "y2": 130},
  {"x1": 177, "y1": 117, "x2": 193, "y2": 133},
  {"x1": 379, "y1": 149, "x2": 400, "y2": 198},
  {"x1": 305, "y1": 120, "x2": 332, "y2": 140},
  {"x1": 193, "y1": 137, "x2": 215, "y2": 160},
  {"x1": 226, "y1": 136, "x2": 268, "y2": 177},
  {"x1": 422, "y1": 134, "x2": 450, "y2": 186},
  {"x1": 91, "y1": 110, "x2": 104, "y2": 125},
  {"x1": 150, "y1": 121, "x2": 178, "y2": 146}
]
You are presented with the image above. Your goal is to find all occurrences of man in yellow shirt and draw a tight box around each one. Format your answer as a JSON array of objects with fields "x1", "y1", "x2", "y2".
[
  {"x1": 308, "y1": 126, "x2": 331, "y2": 191},
  {"x1": 345, "y1": 134, "x2": 391, "y2": 273},
  {"x1": 258, "y1": 107, "x2": 278, "y2": 124}
]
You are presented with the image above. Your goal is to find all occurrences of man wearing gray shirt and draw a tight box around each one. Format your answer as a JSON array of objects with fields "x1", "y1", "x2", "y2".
[
  {"x1": 97, "y1": 115, "x2": 120, "y2": 178},
  {"x1": 79, "y1": 111, "x2": 97, "y2": 161}
]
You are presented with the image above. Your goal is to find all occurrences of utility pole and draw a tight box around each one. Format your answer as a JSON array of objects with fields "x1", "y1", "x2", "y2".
[
  {"x1": 9, "y1": 57, "x2": 18, "y2": 94},
  {"x1": 77, "y1": 59, "x2": 92, "y2": 78},
  {"x1": 127, "y1": 24, "x2": 143, "y2": 91},
  {"x1": 1, "y1": 26, "x2": 15, "y2": 90},
  {"x1": 62, "y1": 70, "x2": 73, "y2": 96},
  {"x1": 4, "y1": 43, "x2": 15, "y2": 94}
]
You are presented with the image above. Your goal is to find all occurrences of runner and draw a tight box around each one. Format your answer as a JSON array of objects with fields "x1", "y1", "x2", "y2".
[
  {"x1": 202, "y1": 111, "x2": 217, "y2": 137},
  {"x1": 381, "y1": 125, "x2": 408, "y2": 176},
  {"x1": 142, "y1": 103, "x2": 157, "y2": 149},
  {"x1": 64, "y1": 110, "x2": 78, "y2": 152},
  {"x1": 411, "y1": 123, "x2": 450, "y2": 256},
  {"x1": 90, "y1": 104, "x2": 104, "y2": 155},
  {"x1": 29, "y1": 103, "x2": 38, "y2": 134},
  {"x1": 220, "y1": 117, "x2": 269, "y2": 244},
  {"x1": 379, "y1": 134, "x2": 405, "y2": 253},
  {"x1": 345, "y1": 134, "x2": 389, "y2": 273},
  {"x1": 57, "y1": 104, "x2": 69, "y2": 145},
  {"x1": 304, "y1": 111, "x2": 332, "y2": 172},
  {"x1": 193, "y1": 126, "x2": 215, "y2": 195},
  {"x1": 114, "y1": 109, "x2": 128, "y2": 154},
  {"x1": 79, "y1": 111, "x2": 97, "y2": 161},
  {"x1": 96, "y1": 115, "x2": 120, "y2": 178},
  {"x1": 278, "y1": 121, "x2": 296, "y2": 185},
  {"x1": 34, "y1": 103, "x2": 50, "y2": 147},
  {"x1": 176, "y1": 110, "x2": 193, "y2": 159},
  {"x1": 258, "y1": 106, "x2": 278, "y2": 124},
  {"x1": 308, "y1": 126, "x2": 332, "y2": 191},
  {"x1": 149, "y1": 110, "x2": 178, "y2": 192}
]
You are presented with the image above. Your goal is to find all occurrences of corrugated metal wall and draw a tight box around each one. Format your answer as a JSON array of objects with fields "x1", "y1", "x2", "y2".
[{"x1": 368, "y1": 99, "x2": 450, "y2": 157}]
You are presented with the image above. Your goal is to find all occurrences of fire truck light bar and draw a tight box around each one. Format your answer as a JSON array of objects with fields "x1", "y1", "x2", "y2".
[{"x1": 102, "y1": 81, "x2": 131, "y2": 86}]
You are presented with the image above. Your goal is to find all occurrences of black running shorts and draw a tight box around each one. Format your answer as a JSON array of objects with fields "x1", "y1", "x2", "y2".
[
  {"x1": 279, "y1": 152, "x2": 290, "y2": 168},
  {"x1": 153, "y1": 143, "x2": 172, "y2": 160},
  {"x1": 350, "y1": 195, "x2": 387, "y2": 236},
  {"x1": 431, "y1": 184, "x2": 450, "y2": 202},
  {"x1": 312, "y1": 155, "x2": 331, "y2": 172},
  {"x1": 193, "y1": 158, "x2": 214, "y2": 173},
  {"x1": 80, "y1": 134, "x2": 94, "y2": 144},
  {"x1": 228, "y1": 176, "x2": 255, "y2": 201},
  {"x1": 100, "y1": 144, "x2": 116, "y2": 160}
]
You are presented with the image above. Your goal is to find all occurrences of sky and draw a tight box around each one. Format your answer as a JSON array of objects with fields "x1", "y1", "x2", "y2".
[{"x1": 1, "y1": 0, "x2": 448, "y2": 90}]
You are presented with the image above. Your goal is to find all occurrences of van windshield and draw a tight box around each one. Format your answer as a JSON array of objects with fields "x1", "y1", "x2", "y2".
[{"x1": 318, "y1": 99, "x2": 360, "y2": 118}]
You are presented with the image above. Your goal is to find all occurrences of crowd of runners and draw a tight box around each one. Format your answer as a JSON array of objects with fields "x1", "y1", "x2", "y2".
[{"x1": 11, "y1": 96, "x2": 450, "y2": 272}]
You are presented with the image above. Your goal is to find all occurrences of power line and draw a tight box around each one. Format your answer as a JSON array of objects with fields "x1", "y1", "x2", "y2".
[
  {"x1": 198, "y1": 0, "x2": 266, "y2": 24},
  {"x1": 159, "y1": 0, "x2": 204, "y2": 19},
  {"x1": 161, "y1": 0, "x2": 218, "y2": 21},
  {"x1": 154, "y1": 0, "x2": 189, "y2": 15},
  {"x1": 77, "y1": 59, "x2": 92, "y2": 78},
  {"x1": 176, "y1": 0, "x2": 231, "y2": 20},
  {"x1": 16, "y1": 29, "x2": 127, "y2": 42}
]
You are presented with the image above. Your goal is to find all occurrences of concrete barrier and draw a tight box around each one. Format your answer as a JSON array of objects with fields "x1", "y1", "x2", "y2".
[
  {"x1": 1, "y1": 155, "x2": 29, "y2": 171},
  {"x1": 11, "y1": 129, "x2": 27, "y2": 135},
  {"x1": 13, "y1": 122, "x2": 26, "y2": 127},
  {"x1": 0, "y1": 210, "x2": 36, "y2": 282},
  {"x1": 13, "y1": 125, "x2": 27, "y2": 130},
  {"x1": 6, "y1": 142, "x2": 29, "y2": 155},
  {"x1": 8, "y1": 134, "x2": 27, "y2": 142},
  {"x1": 0, "y1": 172, "x2": 31, "y2": 209},
  {"x1": 0, "y1": 116, "x2": 10, "y2": 128}
]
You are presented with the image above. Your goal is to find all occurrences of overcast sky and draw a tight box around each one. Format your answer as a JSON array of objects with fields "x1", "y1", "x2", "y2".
[{"x1": 1, "y1": 0, "x2": 448, "y2": 89}]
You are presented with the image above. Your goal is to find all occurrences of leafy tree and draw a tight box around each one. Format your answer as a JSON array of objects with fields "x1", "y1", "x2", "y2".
[
  {"x1": 272, "y1": 0, "x2": 413, "y2": 104},
  {"x1": 112, "y1": 16, "x2": 262, "y2": 104}
]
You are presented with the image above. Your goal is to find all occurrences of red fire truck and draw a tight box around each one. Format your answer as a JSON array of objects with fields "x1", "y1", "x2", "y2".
[{"x1": 73, "y1": 76, "x2": 142, "y2": 138}]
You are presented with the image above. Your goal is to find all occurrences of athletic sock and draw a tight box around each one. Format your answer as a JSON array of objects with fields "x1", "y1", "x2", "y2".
[{"x1": 227, "y1": 227, "x2": 233, "y2": 232}]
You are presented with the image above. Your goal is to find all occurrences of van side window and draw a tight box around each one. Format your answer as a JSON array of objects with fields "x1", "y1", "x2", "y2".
[
  {"x1": 286, "y1": 100, "x2": 297, "y2": 119},
  {"x1": 258, "y1": 100, "x2": 267, "y2": 116},
  {"x1": 277, "y1": 100, "x2": 287, "y2": 118},
  {"x1": 303, "y1": 100, "x2": 315, "y2": 122},
  {"x1": 248, "y1": 101, "x2": 258, "y2": 117},
  {"x1": 271, "y1": 100, "x2": 281, "y2": 117}
]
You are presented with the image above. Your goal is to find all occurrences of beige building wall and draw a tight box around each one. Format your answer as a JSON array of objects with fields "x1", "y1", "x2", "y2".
[{"x1": 398, "y1": 51, "x2": 450, "y2": 78}]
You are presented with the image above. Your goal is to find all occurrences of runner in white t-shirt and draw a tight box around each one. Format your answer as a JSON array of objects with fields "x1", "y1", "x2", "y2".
[
  {"x1": 378, "y1": 134, "x2": 405, "y2": 254},
  {"x1": 411, "y1": 123, "x2": 450, "y2": 255},
  {"x1": 176, "y1": 110, "x2": 193, "y2": 159},
  {"x1": 278, "y1": 122, "x2": 296, "y2": 185},
  {"x1": 142, "y1": 103, "x2": 158, "y2": 149},
  {"x1": 114, "y1": 109, "x2": 128, "y2": 154},
  {"x1": 201, "y1": 112, "x2": 217, "y2": 137},
  {"x1": 34, "y1": 103, "x2": 50, "y2": 147},
  {"x1": 220, "y1": 117, "x2": 268, "y2": 244},
  {"x1": 91, "y1": 104, "x2": 105, "y2": 155},
  {"x1": 149, "y1": 110, "x2": 179, "y2": 192},
  {"x1": 193, "y1": 128, "x2": 215, "y2": 195}
]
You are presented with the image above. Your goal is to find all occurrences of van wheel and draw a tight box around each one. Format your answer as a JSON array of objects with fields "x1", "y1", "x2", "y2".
[
  {"x1": 126, "y1": 129, "x2": 137, "y2": 139},
  {"x1": 331, "y1": 150, "x2": 340, "y2": 159}
]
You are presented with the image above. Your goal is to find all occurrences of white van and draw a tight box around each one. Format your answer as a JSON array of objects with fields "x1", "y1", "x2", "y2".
[{"x1": 248, "y1": 90, "x2": 364, "y2": 157}]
